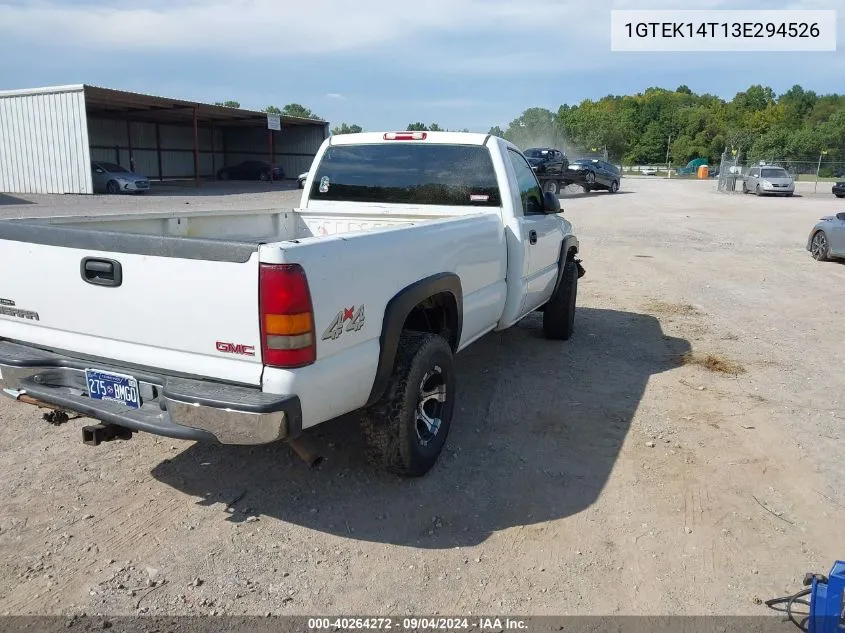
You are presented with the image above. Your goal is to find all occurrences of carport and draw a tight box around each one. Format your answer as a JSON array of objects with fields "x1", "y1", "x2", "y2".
[
  {"x1": 0, "y1": 84, "x2": 329, "y2": 194},
  {"x1": 85, "y1": 86, "x2": 328, "y2": 186}
]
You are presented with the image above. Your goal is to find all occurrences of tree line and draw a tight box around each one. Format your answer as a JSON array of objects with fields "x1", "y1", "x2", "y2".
[
  {"x1": 215, "y1": 84, "x2": 845, "y2": 167},
  {"x1": 490, "y1": 84, "x2": 845, "y2": 166}
]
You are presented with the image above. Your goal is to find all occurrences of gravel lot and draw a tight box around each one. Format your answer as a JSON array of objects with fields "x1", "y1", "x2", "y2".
[{"x1": 0, "y1": 177, "x2": 843, "y2": 617}]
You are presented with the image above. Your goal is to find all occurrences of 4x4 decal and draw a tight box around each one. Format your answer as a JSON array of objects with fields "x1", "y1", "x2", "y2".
[{"x1": 322, "y1": 305, "x2": 365, "y2": 341}]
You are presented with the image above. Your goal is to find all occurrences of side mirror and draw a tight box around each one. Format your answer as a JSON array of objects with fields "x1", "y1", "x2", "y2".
[{"x1": 543, "y1": 191, "x2": 561, "y2": 213}]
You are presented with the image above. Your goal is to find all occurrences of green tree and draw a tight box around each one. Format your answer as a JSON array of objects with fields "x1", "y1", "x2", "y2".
[
  {"x1": 331, "y1": 123, "x2": 363, "y2": 135},
  {"x1": 489, "y1": 125, "x2": 505, "y2": 136},
  {"x1": 406, "y1": 122, "x2": 429, "y2": 131},
  {"x1": 214, "y1": 100, "x2": 240, "y2": 108},
  {"x1": 281, "y1": 103, "x2": 321, "y2": 120},
  {"x1": 263, "y1": 105, "x2": 282, "y2": 114}
]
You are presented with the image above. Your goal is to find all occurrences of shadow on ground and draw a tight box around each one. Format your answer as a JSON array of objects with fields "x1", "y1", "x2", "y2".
[
  {"x1": 152, "y1": 307, "x2": 690, "y2": 549},
  {"x1": 0, "y1": 194, "x2": 34, "y2": 206}
]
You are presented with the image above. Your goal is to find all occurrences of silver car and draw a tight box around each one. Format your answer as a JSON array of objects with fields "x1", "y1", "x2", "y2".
[
  {"x1": 807, "y1": 212, "x2": 845, "y2": 261},
  {"x1": 742, "y1": 164, "x2": 795, "y2": 196},
  {"x1": 91, "y1": 161, "x2": 150, "y2": 194}
]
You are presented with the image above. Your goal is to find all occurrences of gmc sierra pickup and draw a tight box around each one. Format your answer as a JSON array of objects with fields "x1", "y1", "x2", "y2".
[{"x1": 0, "y1": 131, "x2": 584, "y2": 476}]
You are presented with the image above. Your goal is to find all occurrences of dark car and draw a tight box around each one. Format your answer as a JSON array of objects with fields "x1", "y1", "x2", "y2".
[
  {"x1": 524, "y1": 148, "x2": 568, "y2": 194},
  {"x1": 833, "y1": 182, "x2": 845, "y2": 199},
  {"x1": 216, "y1": 160, "x2": 284, "y2": 182},
  {"x1": 566, "y1": 158, "x2": 621, "y2": 193}
]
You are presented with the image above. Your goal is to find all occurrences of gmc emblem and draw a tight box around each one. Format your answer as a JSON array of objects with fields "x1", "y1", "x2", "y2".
[{"x1": 216, "y1": 341, "x2": 256, "y2": 356}]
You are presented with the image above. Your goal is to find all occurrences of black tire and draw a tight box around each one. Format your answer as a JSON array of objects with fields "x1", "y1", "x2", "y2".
[
  {"x1": 835, "y1": 194, "x2": 844, "y2": 199},
  {"x1": 755, "y1": 184, "x2": 762, "y2": 196},
  {"x1": 742, "y1": 181, "x2": 748, "y2": 194},
  {"x1": 584, "y1": 171, "x2": 595, "y2": 185},
  {"x1": 543, "y1": 258, "x2": 578, "y2": 340},
  {"x1": 106, "y1": 180, "x2": 120, "y2": 194},
  {"x1": 259, "y1": 172, "x2": 270, "y2": 182},
  {"x1": 810, "y1": 231, "x2": 830, "y2": 262},
  {"x1": 219, "y1": 171, "x2": 230, "y2": 181},
  {"x1": 360, "y1": 331, "x2": 455, "y2": 477},
  {"x1": 609, "y1": 180, "x2": 619, "y2": 193},
  {"x1": 544, "y1": 180, "x2": 559, "y2": 195}
]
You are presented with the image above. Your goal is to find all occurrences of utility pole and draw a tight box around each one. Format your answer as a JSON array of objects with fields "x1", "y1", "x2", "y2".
[
  {"x1": 665, "y1": 134, "x2": 672, "y2": 177},
  {"x1": 815, "y1": 150, "x2": 827, "y2": 193}
]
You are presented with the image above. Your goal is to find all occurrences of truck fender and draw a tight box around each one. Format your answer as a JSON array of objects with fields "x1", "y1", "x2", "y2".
[
  {"x1": 552, "y1": 236, "x2": 582, "y2": 297},
  {"x1": 365, "y1": 273, "x2": 463, "y2": 407}
]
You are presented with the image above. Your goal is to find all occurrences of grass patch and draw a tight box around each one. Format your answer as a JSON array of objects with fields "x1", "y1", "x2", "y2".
[{"x1": 681, "y1": 351, "x2": 746, "y2": 375}]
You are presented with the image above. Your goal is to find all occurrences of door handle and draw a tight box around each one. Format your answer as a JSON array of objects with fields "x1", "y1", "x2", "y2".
[
  {"x1": 529, "y1": 230, "x2": 537, "y2": 245},
  {"x1": 81, "y1": 257, "x2": 122, "y2": 287}
]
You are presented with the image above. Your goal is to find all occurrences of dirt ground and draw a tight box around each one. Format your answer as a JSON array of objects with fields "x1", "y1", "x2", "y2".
[{"x1": 0, "y1": 177, "x2": 843, "y2": 617}]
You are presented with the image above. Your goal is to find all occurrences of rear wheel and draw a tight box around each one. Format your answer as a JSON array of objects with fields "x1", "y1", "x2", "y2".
[
  {"x1": 584, "y1": 171, "x2": 595, "y2": 185},
  {"x1": 835, "y1": 194, "x2": 844, "y2": 199},
  {"x1": 544, "y1": 180, "x2": 559, "y2": 195},
  {"x1": 361, "y1": 332, "x2": 455, "y2": 477},
  {"x1": 220, "y1": 171, "x2": 230, "y2": 181},
  {"x1": 609, "y1": 180, "x2": 619, "y2": 193},
  {"x1": 106, "y1": 180, "x2": 120, "y2": 194},
  {"x1": 543, "y1": 258, "x2": 578, "y2": 340},
  {"x1": 259, "y1": 172, "x2": 270, "y2": 182},
  {"x1": 811, "y1": 231, "x2": 830, "y2": 261}
]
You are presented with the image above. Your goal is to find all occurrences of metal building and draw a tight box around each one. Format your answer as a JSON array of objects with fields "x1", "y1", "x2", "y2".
[{"x1": 0, "y1": 84, "x2": 329, "y2": 195}]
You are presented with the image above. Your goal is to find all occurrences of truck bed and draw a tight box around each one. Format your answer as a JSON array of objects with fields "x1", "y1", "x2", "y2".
[{"x1": 7, "y1": 206, "x2": 457, "y2": 244}]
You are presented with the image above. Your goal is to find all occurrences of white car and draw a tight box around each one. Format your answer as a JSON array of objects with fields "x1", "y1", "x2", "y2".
[
  {"x1": 641, "y1": 166, "x2": 658, "y2": 176},
  {"x1": 0, "y1": 131, "x2": 583, "y2": 477}
]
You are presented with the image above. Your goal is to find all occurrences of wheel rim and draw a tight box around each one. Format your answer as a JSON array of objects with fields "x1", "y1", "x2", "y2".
[
  {"x1": 545, "y1": 181, "x2": 557, "y2": 194},
  {"x1": 611, "y1": 181, "x2": 618, "y2": 192},
  {"x1": 260, "y1": 172, "x2": 269, "y2": 181},
  {"x1": 107, "y1": 181, "x2": 118, "y2": 193},
  {"x1": 415, "y1": 366, "x2": 447, "y2": 446},
  {"x1": 812, "y1": 233, "x2": 827, "y2": 259},
  {"x1": 586, "y1": 172, "x2": 595, "y2": 184}
]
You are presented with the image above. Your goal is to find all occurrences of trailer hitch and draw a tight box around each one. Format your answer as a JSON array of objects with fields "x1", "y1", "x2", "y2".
[{"x1": 82, "y1": 423, "x2": 134, "y2": 446}]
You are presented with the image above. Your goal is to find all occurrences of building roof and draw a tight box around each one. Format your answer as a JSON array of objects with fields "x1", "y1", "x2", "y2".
[{"x1": 0, "y1": 84, "x2": 326, "y2": 128}]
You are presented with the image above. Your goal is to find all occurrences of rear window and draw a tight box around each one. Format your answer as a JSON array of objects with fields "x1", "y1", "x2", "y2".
[{"x1": 309, "y1": 144, "x2": 501, "y2": 206}]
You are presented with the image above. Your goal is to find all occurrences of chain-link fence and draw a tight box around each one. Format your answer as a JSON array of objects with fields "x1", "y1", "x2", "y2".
[{"x1": 716, "y1": 151, "x2": 746, "y2": 193}]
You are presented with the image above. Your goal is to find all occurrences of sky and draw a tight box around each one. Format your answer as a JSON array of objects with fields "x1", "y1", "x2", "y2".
[{"x1": 0, "y1": 0, "x2": 842, "y2": 132}]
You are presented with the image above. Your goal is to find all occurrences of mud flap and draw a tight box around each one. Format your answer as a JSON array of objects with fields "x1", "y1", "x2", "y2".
[{"x1": 575, "y1": 259, "x2": 586, "y2": 278}]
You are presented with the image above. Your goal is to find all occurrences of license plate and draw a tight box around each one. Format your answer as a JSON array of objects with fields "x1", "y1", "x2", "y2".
[{"x1": 85, "y1": 369, "x2": 141, "y2": 409}]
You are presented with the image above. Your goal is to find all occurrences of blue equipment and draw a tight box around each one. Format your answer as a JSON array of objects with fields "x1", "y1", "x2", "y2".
[{"x1": 766, "y1": 561, "x2": 845, "y2": 633}]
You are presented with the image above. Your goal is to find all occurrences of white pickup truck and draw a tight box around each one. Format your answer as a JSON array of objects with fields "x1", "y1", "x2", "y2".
[{"x1": 0, "y1": 131, "x2": 584, "y2": 476}]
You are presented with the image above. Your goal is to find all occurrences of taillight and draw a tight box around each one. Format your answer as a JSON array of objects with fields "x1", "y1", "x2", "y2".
[
  {"x1": 383, "y1": 132, "x2": 427, "y2": 140},
  {"x1": 259, "y1": 263, "x2": 316, "y2": 368}
]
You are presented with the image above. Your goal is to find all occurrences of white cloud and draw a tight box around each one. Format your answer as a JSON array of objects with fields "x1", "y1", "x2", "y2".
[
  {"x1": 326, "y1": 93, "x2": 345, "y2": 100},
  {"x1": 0, "y1": 0, "x2": 839, "y2": 77}
]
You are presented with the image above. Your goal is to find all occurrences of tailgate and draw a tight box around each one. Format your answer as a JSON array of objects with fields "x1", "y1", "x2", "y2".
[{"x1": 0, "y1": 230, "x2": 263, "y2": 385}]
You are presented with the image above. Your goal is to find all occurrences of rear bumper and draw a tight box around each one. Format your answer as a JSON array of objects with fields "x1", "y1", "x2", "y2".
[{"x1": 0, "y1": 340, "x2": 301, "y2": 445}]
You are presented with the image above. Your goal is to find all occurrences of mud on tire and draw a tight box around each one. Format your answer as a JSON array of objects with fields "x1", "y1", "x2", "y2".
[{"x1": 361, "y1": 331, "x2": 455, "y2": 476}]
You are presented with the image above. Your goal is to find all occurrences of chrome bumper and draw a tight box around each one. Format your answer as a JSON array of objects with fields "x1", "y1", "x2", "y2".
[{"x1": 0, "y1": 340, "x2": 302, "y2": 445}]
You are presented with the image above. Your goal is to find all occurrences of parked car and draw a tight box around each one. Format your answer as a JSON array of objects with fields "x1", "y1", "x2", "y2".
[
  {"x1": 641, "y1": 166, "x2": 658, "y2": 176},
  {"x1": 742, "y1": 165, "x2": 795, "y2": 196},
  {"x1": 832, "y1": 182, "x2": 845, "y2": 198},
  {"x1": 524, "y1": 148, "x2": 568, "y2": 192},
  {"x1": 217, "y1": 160, "x2": 284, "y2": 182},
  {"x1": 0, "y1": 131, "x2": 584, "y2": 478},
  {"x1": 298, "y1": 171, "x2": 308, "y2": 189},
  {"x1": 566, "y1": 158, "x2": 621, "y2": 193},
  {"x1": 807, "y1": 212, "x2": 845, "y2": 261},
  {"x1": 91, "y1": 162, "x2": 150, "y2": 194}
]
